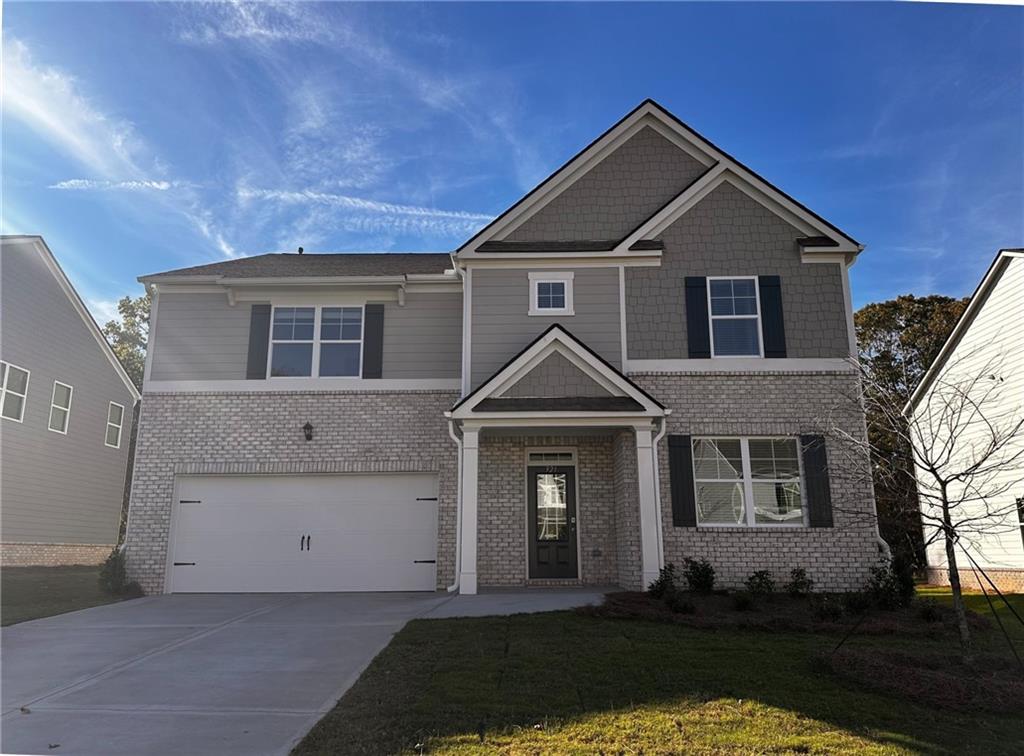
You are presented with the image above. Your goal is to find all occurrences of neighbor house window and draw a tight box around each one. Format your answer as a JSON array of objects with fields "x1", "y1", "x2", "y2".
[
  {"x1": 528, "y1": 272, "x2": 574, "y2": 316},
  {"x1": 105, "y1": 402, "x2": 124, "y2": 448},
  {"x1": 269, "y1": 306, "x2": 363, "y2": 378},
  {"x1": 708, "y1": 277, "x2": 762, "y2": 357},
  {"x1": 48, "y1": 381, "x2": 73, "y2": 434},
  {"x1": 0, "y1": 361, "x2": 30, "y2": 422},
  {"x1": 692, "y1": 437, "x2": 804, "y2": 526}
]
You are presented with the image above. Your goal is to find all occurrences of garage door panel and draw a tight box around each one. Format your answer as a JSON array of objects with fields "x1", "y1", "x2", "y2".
[{"x1": 169, "y1": 474, "x2": 438, "y2": 593}]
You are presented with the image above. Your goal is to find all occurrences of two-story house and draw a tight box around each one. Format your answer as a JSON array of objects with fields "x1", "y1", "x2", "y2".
[
  {"x1": 125, "y1": 100, "x2": 883, "y2": 595},
  {"x1": 1, "y1": 236, "x2": 141, "y2": 566}
]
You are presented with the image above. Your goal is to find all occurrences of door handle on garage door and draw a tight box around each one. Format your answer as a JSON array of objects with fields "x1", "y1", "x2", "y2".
[{"x1": 299, "y1": 535, "x2": 306, "y2": 551}]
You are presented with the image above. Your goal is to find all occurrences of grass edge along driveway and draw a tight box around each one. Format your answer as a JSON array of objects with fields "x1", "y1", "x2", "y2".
[
  {"x1": 1, "y1": 565, "x2": 127, "y2": 626},
  {"x1": 295, "y1": 588, "x2": 1024, "y2": 755}
]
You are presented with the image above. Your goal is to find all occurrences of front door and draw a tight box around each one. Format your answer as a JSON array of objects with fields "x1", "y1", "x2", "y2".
[{"x1": 528, "y1": 466, "x2": 578, "y2": 579}]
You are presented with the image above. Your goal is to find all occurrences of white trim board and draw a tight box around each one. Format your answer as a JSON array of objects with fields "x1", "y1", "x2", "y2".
[
  {"x1": 624, "y1": 358, "x2": 856, "y2": 373},
  {"x1": 143, "y1": 378, "x2": 461, "y2": 393}
]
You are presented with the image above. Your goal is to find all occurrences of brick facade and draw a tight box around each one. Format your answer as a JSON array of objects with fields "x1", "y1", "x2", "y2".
[
  {"x1": 636, "y1": 370, "x2": 881, "y2": 592},
  {"x1": 477, "y1": 435, "x2": 624, "y2": 587},
  {"x1": 124, "y1": 390, "x2": 459, "y2": 594},
  {"x1": 0, "y1": 542, "x2": 113, "y2": 566},
  {"x1": 925, "y1": 568, "x2": 1024, "y2": 594}
]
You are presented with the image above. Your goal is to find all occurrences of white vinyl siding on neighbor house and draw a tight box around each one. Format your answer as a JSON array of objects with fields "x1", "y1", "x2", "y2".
[
  {"x1": 919, "y1": 255, "x2": 1024, "y2": 572},
  {"x1": 708, "y1": 277, "x2": 763, "y2": 357},
  {"x1": 48, "y1": 381, "x2": 73, "y2": 434},
  {"x1": 693, "y1": 437, "x2": 804, "y2": 527},
  {"x1": 0, "y1": 362, "x2": 31, "y2": 422},
  {"x1": 105, "y1": 402, "x2": 125, "y2": 448}
]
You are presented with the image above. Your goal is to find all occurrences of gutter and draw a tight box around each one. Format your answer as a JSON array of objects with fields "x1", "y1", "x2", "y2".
[
  {"x1": 446, "y1": 420, "x2": 463, "y2": 593},
  {"x1": 651, "y1": 416, "x2": 668, "y2": 568}
]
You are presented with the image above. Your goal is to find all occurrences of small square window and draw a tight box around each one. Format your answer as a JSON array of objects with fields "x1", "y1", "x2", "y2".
[{"x1": 529, "y1": 273, "x2": 574, "y2": 316}]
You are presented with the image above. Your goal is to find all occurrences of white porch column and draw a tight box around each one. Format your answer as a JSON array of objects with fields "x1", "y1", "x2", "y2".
[
  {"x1": 459, "y1": 427, "x2": 480, "y2": 595},
  {"x1": 635, "y1": 426, "x2": 662, "y2": 589}
]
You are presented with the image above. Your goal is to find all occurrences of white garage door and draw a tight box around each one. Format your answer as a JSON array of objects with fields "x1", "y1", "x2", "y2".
[{"x1": 168, "y1": 474, "x2": 438, "y2": 593}]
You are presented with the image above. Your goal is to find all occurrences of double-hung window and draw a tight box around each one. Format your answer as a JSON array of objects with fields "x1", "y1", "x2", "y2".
[
  {"x1": 269, "y1": 306, "x2": 363, "y2": 378},
  {"x1": 692, "y1": 437, "x2": 804, "y2": 526},
  {"x1": 528, "y1": 272, "x2": 574, "y2": 316},
  {"x1": 48, "y1": 381, "x2": 73, "y2": 434},
  {"x1": 105, "y1": 402, "x2": 124, "y2": 448},
  {"x1": 708, "y1": 277, "x2": 762, "y2": 357},
  {"x1": 0, "y1": 361, "x2": 30, "y2": 422}
]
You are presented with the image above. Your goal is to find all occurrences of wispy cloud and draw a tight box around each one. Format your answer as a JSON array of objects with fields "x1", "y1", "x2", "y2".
[
  {"x1": 49, "y1": 179, "x2": 192, "y2": 191},
  {"x1": 87, "y1": 298, "x2": 121, "y2": 325}
]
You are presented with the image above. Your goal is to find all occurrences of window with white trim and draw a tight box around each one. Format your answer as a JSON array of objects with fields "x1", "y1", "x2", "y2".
[
  {"x1": 708, "y1": 277, "x2": 762, "y2": 357},
  {"x1": 0, "y1": 362, "x2": 30, "y2": 422},
  {"x1": 528, "y1": 272, "x2": 574, "y2": 316},
  {"x1": 692, "y1": 437, "x2": 804, "y2": 526},
  {"x1": 105, "y1": 402, "x2": 124, "y2": 448},
  {"x1": 269, "y1": 306, "x2": 363, "y2": 378},
  {"x1": 48, "y1": 381, "x2": 73, "y2": 434}
]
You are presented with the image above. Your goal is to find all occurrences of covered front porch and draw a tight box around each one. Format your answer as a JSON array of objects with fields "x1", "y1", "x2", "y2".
[{"x1": 447, "y1": 325, "x2": 669, "y2": 595}]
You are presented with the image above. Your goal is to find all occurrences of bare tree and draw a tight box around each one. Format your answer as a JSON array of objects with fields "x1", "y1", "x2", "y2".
[{"x1": 828, "y1": 351, "x2": 1024, "y2": 664}]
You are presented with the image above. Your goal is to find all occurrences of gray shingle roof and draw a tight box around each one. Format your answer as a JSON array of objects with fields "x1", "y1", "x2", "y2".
[{"x1": 140, "y1": 253, "x2": 454, "y2": 281}]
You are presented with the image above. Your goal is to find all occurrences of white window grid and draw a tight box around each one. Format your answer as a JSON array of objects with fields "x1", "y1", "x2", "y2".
[
  {"x1": 0, "y1": 361, "x2": 30, "y2": 423},
  {"x1": 692, "y1": 436, "x2": 806, "y2": 527},
  {"x1": 267, "y1": 305, "x2": 364, "y2": 378},
  {"x1": 48, "y1": 380, "x2": 74, "y2": 434},
  {"x1": 528, "y1": 271, "x2": 574, "y2": 316},
  {"x1": 706, "y1": 276, "x2": 763, "y2": 358},
  {"x1": 105, "y1": 402, "x2": 125, "y2": 449}
]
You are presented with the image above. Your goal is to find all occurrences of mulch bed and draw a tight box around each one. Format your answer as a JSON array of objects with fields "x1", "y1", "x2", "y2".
[
  {"x1": 817, "y1": 648, "x2": 1024, "y2": 713},
  {"x1": 578, "y1": 591, "x2": 991, "y2": 638}
]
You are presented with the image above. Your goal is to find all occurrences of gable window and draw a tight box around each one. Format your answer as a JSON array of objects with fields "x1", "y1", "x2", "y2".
[
  {"x1": 105, "y1": 402, "x2": 124, "y2": 448},
  {"x1": 692, "y1": 437, "x2": 804, "y2": 526},
  {"x1": 269, "y1": 306, "x2": 363, "y2": 378},
  {"x1": 707, "y1": 277, "x2": 762, "y2": 357},
  {"x1": 0, "y1": 362, "x2": 30, "y2": 422},
  {"x1": 528, "y1": 272, "x2": 574, "y2": 316},
  {"x1": 48, "y1": 381, "x2": 73, "y2": 434}
]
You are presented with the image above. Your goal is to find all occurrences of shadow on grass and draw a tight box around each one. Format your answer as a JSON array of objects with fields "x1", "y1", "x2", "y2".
[{"x1": 294, "y1": 603, "x2": 1024, "y2": 755}]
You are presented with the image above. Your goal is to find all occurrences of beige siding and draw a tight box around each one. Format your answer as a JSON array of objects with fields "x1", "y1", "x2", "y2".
[
  {"x1": 470, "y1": 267, "x2": 621, "y2": 388},
  {"x1": 919, "y1": 256, "x2": 1024, "y2": 572},
  {"x1": 150, "y1": 293, "x2": 252, "y2": 380},
  {"x1": 1, "y1": 239, "x2": 135, "y2": 546},
  {"x1": 380, "y1": 292, "x2": 462, "y2": 379}
]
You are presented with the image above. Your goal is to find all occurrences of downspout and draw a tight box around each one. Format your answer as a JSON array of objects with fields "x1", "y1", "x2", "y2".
[
  {"x1": 651, "y1": 415, "x2": 668, "y2": 568},
  {"x1": 446, "y1": 421, "x2": 463, "y2": 593}
]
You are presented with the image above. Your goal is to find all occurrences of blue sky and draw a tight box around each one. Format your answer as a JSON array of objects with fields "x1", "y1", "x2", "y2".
[{"x1": 3, "y1": 2, "x2": 1022, "y2": 323}]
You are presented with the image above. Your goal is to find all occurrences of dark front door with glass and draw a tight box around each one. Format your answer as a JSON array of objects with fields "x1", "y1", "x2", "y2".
[{"x1": 528, "y1": 466, "x2": 578, "y2": 579}]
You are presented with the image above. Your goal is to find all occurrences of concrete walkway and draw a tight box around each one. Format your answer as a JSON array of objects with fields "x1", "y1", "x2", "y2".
[{"x1": 1, "y1": 588, "x2": 607, "y2": 755}]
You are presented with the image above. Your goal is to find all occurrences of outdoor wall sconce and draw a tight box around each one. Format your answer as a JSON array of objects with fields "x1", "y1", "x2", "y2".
[{"x1": 303, "y1": 422, "x2": 314, "y2": 441}]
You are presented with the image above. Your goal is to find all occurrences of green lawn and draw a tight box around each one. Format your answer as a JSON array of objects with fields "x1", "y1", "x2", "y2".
[
  {"x1": 1, "y1": 565, "x2": 128, "y2": 626},
  {"x1": 296, "y1": 589, "x2": 1024, "y2": 755}
]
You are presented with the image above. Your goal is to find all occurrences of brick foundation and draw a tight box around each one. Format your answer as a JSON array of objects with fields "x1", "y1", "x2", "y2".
[
  {"x1": 1, "y1": 542, "x2": 113, "y2": 566},
  {"x1": 925, "y1": 567, "x2": 1024, "y2": 594}
]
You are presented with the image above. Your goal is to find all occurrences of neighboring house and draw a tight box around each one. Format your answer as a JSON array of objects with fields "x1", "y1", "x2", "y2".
[
  {"x1": 1, "y1": 236, "x2": 141, "y2": 566},
  {"x1": 906, "y1": 248, "x2": 1024, "y2": 593},
  {"x1": 125, "y1": 100, "x2": 883, "y2": 595}
]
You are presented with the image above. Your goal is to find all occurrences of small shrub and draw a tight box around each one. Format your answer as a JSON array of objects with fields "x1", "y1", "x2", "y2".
[
  {"x1": 731, "y1": 591, "x2": 754, "y2": 611},
  {"x1": 647, "y1": 563, "x2": 678, "y2": 599},
  {"x1": 665, "y1": 588, "x2": 696, "y2": 615},
  {"x1": 810, "y1": 595, "x2": 843, "y2": 623},
  {"x1": 745, "y1": 570, "x2": 775, "y2": 597},
  {"x1": 785, "y1": 568, "x2": 815, "y2": 598},
  {"x1": 917, "y1": 598, "x2": 942, "y2": 623},
  {"x1": 842, "y1": 591, "x2": 872, "y2": 616},
  {"x1": 682, "y1": 558, "x2": 715, "y2": 594},
  {"x1": 98, "y1": 549, "x2": 143, "y2": 597},
  {"x1": 866, "y1": 560, "x2": 911, "y2": 610}
]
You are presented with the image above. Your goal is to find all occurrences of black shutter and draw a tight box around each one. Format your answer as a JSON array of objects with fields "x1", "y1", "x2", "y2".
[
  {"x1": 362, "y1": 304, "x2": 384, "y2": 379},
  {"x1": 758, "y1": 275, "x2": 787, "y2": 358},
  {"x1": 245, "y1": 304, "x2": 271, "y2": 379},
  {"x1": 668, "y1": 435, "x2": 697, "y2": 527},
  {"x1": 685, "y1": 277, "x2": 710, "y2": 359},
  {"x1": 801, "y1": 435, "x2": 833, "y2": 527}
]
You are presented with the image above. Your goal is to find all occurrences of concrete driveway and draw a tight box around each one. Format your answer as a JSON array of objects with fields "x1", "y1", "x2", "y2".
[{"x1": 1, "y1": 589, "x2": 606, "y2": 756}]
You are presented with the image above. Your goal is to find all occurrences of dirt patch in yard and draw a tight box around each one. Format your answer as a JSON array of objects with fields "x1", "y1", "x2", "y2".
[{"x1": 579, "y1": 591, "x2": 992, "y2": 638}]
